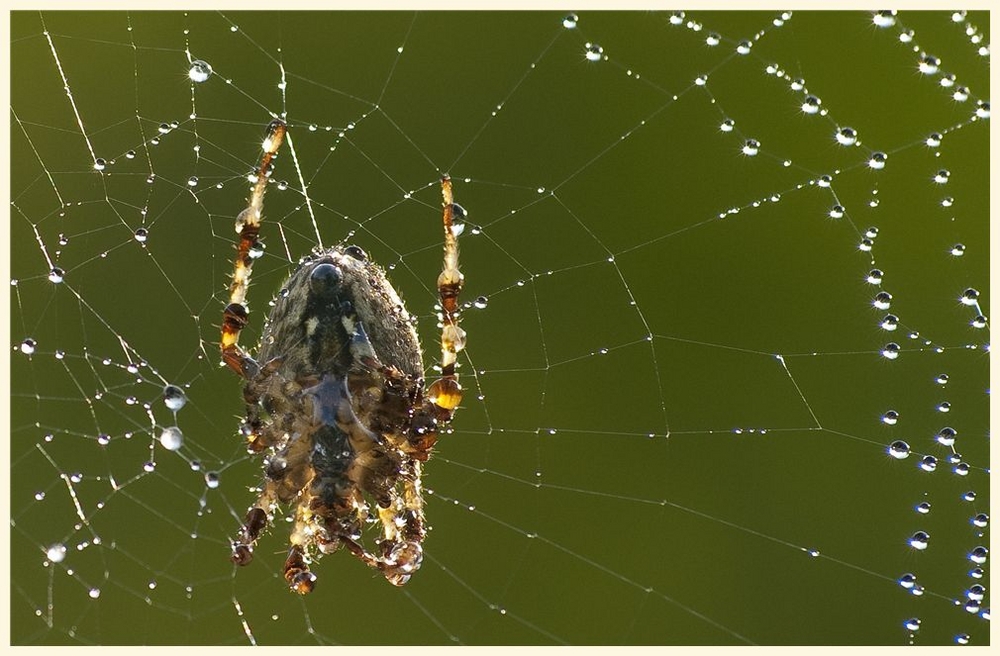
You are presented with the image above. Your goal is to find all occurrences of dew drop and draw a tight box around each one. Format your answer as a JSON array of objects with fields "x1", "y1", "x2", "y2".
[
  {"x1": 159, "y1": 426, "x2": 184, "y2": 451},
  {"x1": 829, "y1": 205, "x2": 845, "y2": 219},
  {"x1": 975, "y1": 100, "x2": 990, "y2": 118},
  {"x1": 187, "y1": 176, "x2": 198, "y2": 187},
  {"x1": 873, "y1": 10, "x2": 897, "y2": 27},
  {"x1": 562, "y1": 13, "x2": 578, "y2": 29},
  {"x1": 188, "y1": 59, "x2": 213, "y2": 83},
  {"x1": 46, "y1": 543, "x2": 67, "y2": 563},
  {"x1": 88, "y1": 588, "x2": 101, "y2": 599},
  {"x1": 584, "y1": 43, "x2": 603, "y2": 61},
  {"x1": 93, "y1": 158, "x2": 106, "y2": 171},
  {"x1": 867, "y1": 269, "x2": 884, "y2": 285},
  {"x1": 915, "y1": 501, "x2": 931, "y2": 514},
  {"x1": 953, "y1": 462, "x2": 970, "y2": 476},
  {"x1": 904, "y1": 618, "x2": 920, "y2": 631},
  {"x1": 134, "y1": 228, "x2": 148, "y2": 242},
  {"x1": 887, "y1": 440, "x2": 910, "y2": 459},
  {"x1": 918, "y1": 54, "x2": 940, "y2": 75},
  {"x1": 473, "y1": 296, "x2": 488, "y2": 309},
  {"x1": 935, "y1": 373, "x2": 949, "y2": 385},
  {"x1": 970, "y1": 315, "x2": 987, "y2": 329},
  {"x1": 936, "y1": 402, "x2": 951, "y2": 412},
  {"x1": 802, "y1": 95, "x2": 822, "y2": 114},
  {"x1": 919, "y1": 455, "x2": 938, "y2": 472},
  {"x1": 881, "y1": 410, "x2": 899, "y2": 425},
  {"x1": 835, "y1": 127, "x2": 858, "y2": 146},
  {"x1": 955, "y1": 634, "x2": 970, "y2": 645},
  {"x1": 720, "y1": 118, "x2": 735, "y2": 132},
  {"x1": 706, "y1": 33, "x2": 720, "y2": 46},
  {"x1": 908, "y1": 531, "x2": 929, "y2": 550},
  {"x1": 960, "y1": 288, "x2": 979, "y2": 305},
  {"x1": 969, "y1": 546, "x2": 988, "y2": 564},
  {"x1": 935, "y1": 426, "x2": 957, "y2": 446},
  {"x1": 19, "y1": 338, "x2": 37, "y2": 355},
  {"x1": 205, "y1": 471, "x2": 220, "y2": 488},
  {"x1": 972, "y1": 513, "x2": 988, "y2": 528},
  {"x1": 48, "y1": 267, "x2": 65, "y2": 284},
  {"x1": 933, "y1": 169, "x2": 950, "y2": 184},
  {"x1": 736, "y1": 40, "x2": 752, "y2": 55},
  {"x1": 873, "y1": 292, "x2": 892, "y2": 310},
  {"x1": 926, "y1": 133, "x2": 942, "y2": 147},
  {"x1": 898, "y1": 573, "x2": 916, "y2": 589},
  {"x1": 742, "y1": 139, "x2": 760, "y2": 156},
  {"x1": 952, "y1": 86, "x2": 969, "y2": 102},
  {"x1": 868, "y1": 152, "x2": 887, "y2": 169}
]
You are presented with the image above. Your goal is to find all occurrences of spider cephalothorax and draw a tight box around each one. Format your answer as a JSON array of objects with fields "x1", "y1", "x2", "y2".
[{"x1": 220, "y1": 119, "x2": 465, "y2": 593}]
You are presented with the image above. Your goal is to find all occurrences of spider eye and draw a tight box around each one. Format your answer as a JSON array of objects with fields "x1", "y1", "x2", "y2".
[
  {"x1": 309, "y1": 263, "x2": 342, "y2": 293},
  {"x1": 344, "y1": 245, "x2": 368, "y2": 261}
]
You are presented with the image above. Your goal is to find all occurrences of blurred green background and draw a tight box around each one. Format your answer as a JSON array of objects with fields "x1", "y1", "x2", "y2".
[{"x1": 10, "y1": 10, "x2": 989, "y2": 645}]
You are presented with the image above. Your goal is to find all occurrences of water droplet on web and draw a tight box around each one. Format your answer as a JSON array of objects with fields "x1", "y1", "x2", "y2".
[
  {"x1": 953, "y1": 462, "x2": 970, "y2": 476},
  {"x1": 187, "y1": 176, "x2": 198, "y2": 187},
  {"x1": 960, "y1": 288, "x2": 979, "y2": 305},
  {"x1": 695, "y1": 74, "x2": 708, "y2": 86},
  {"x1": 801, "y1": 95, "x2": 822, "y2": 114},
  {"x1": 975, "y1": 100, "x2": 990, "y2": 118},
  {"x1": 955, "y1": 634, "x2": 971, "y2": 645},
  {"x1": 972, "y1": 513, "x2": 989, "y2": 528},
  {"x1": 941, "y1": 196, "x2": 954, "y2": 207},
  {"x1": 868, "y1": 152, "x2": 887, "y2": 169},
  {"x1": 48, "y1": 267, "x2": 64, "y2": 284},
  {"x1": 919, "y1": 455, "x2": 937, "y2": 472},
  {"x1": 88, "y1": 588, "x2": 101, "y2": 599},
  {"x1": 970, "y1": 315, "x2": 987, "y2": 329},
  {"x1": 881, "y1": 343, "x2": 900, "y2": 359},
  {"x1": 835, "y1": 127, "x2": 858, "y2": 146},
  {"x1": 887, "y1": 440, "x2": 910, "y2": 459},
  {"x1": 19, "y1": 338, "x2": 37, "y2": 355},
  {"x1": 473, "y1": 296, "x2": 488, "y2": 309},
  {"x1": 933, "y1": 169, "x2": 951, "y2": 183},
  {"x1": 96, "y1": 433, "x2": 110, "y2": 446},
  {"x1": 584, "y1": 43, "x2": 603, "y2": 61},
  {"x1": 46, "y1": 543, "x2": 67, "y2": 563},
  {"x1": 867, "y1": 269, "x2": 884, "y2": 285},
  {"x1": 969, "y1": 546, "x2": 988, "y2": 564},
  {"x1": 899, "y1": 29, "x2": 915, "y2": 43},
  {"x1": 720, "y1": 118, "x2": 735, "y2": 132},
  {"x1": 159, "y1": 426, "x2": 184, "y2": 451},
  {"x1": 873, "y1": 10, "x2": 897, "y2": 27},
  {"x1": 134, "y1": 228, "x2": 148, "y2": 242},
  {"x1": 881, "y1": 409, "x2": 899, "y2": 425},
  {"x1": 952, "y1": 86, "x2": 970, "y2": 102},
  {"x1": 915, "y1": 501, "x2": 931, "y2": 514},
  {"x1": 562, "y1": 13, "x2": 578, "y2": 29},
  {"x1": 926, "y1": 133, "x2": 943, "y2": 147},
  {"x1": 143, "y1": 461, "x2": 155, "y2": 473},
  {"x1": 706, "y1": 32, "x2": 720, "y2": 46},
  {"x1": 918, "y1": 54, "x2": 940, "y2": 75},
  {"x1": 935, "y1": 427, "x2": 957, "y2": 446},
  {"x1": 873, "y1": 292, "x2": 892, "y2": 310},
  {"x1": 742, "y1": 139, "x2": 760, "y2": 156},
  {"x1": 736, "y1": 40, "x2": 752, "y2": 55},
  {"x1": 908, "y1": 531, "x2": 930, "y2": 550},
  {"x1": 248, "y1": 241, "x2": 265, "y2": 259},
  {"x1": 898, "y1": 573, "x2": 916, "y2": 589},
  {"x1": 936, "y1": 401, "x2": 951, "y2": 413},
  {"x1": 188, "y1": 59, "x2": 212, "y2": 83},
  {"x1": 205, "y1": 471, "x2": 220, "y2": 488},
  {"x1": 903, "y1": 618, "x2": 920, "y2": 631},
  {"x1": 935, "y1": 373, "x2": 949, "y2": 385}
]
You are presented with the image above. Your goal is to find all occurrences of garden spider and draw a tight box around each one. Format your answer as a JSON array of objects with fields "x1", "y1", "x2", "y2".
[{"x1": 220, "y1": 119, "x2": 465, "y2": 593}]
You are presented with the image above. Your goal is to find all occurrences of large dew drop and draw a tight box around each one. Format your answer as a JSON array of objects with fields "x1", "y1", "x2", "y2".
[{"x1": 188, "y1": 59, "x2": 213, "y2": 83}]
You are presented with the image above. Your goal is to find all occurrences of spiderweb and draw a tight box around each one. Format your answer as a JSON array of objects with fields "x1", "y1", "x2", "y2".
[{"x1": 9, "y1": 9, "x2": 990, "y2": 645}]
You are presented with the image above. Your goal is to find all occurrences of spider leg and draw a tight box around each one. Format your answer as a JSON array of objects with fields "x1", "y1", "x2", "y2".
[
  {"x1": 221, "y1": 118, "x2": 286, "y2": 377},
  {"x1": 426, "y1": 176, "x2": 466, "y2": 416}
]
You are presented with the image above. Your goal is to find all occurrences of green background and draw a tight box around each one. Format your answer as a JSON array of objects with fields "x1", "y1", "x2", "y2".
[{"x1": 10, "y1": 10, "x2": 990, "y2": 645}]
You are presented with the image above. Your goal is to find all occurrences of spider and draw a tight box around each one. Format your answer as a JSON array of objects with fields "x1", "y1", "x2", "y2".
[{"x1": 220, "y1": 119, "x2": 466, "y2": 594}]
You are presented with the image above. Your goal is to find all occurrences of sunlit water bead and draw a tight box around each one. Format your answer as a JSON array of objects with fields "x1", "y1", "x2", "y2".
[
  {"x1": 959, "y1": 288, "x2": 979, "y2": 306},
  {"x1": 584, "y1": 43, "x2": 604, "y2": 62},
  {"x1": 899, "y1": 29, "x2": 915, "y2": 44},
  {"x1": 867, "y1": 151, "x2": 888, "y2": 170},
  {"x1": 742, "y1": 139, "x2": 760, "y2": 156},
  {"x1": 969, "y1": 546, "x2": 988, "y2": 565},
  {"x1": 873, "y1": 291, "x2": 893, "y2": 310},
  {"x1": 705, "y1": 32, "x2": 721, "y2": 46},
  {"x1": 19, "y1": 338, "x2": 37, "y2": 355},
  {"x1": 970, "y1": 315, "x2": 988, "y2": 329},
  {"x1": 867, "y1": 269, "x2": 884, "y2": 285},
  {"x1": 887, "y1": 440, "x2": 910, "y2": 459},
  {"x1": 955, "y1": 634, "x2": 970, "y2": 645},
  {"x1": 936, "y1": 401, "x2": 951, "y2": 413},
  {"x1": 801, "y1": 95, "x2": 822, "y2": 114},
  {"x1": 46, "y1": 543, "x2": 67, "y2": 563},
  {"x1": 915, "y1": 501, "x2": 931, "y2": 514},
  {"x1": 872, "y1": 10, "x2": 897, "y2": 27},
  {"x1": 918, "y1": 54, "x2": 941, "y2": 75},
  {"x1": 158, "y1": 426, "x2": 184, "y2": 451},
  {"x1": 933, "y1": 169, "x2": 950, "y2": 184},
  {"x1": 975, "y1": 100, "x2": 990, "y2": 119},
  {"x1": 939, "y1": 73, "x2": 956, "y2": 89},
  {"x1": 828, "y1": 204, "x2": 845, "y2": 219},
  {"x1": 186, "y1": 58, "x2": 213, "y2": 83},
  {"x1": 919, "y1": 455, "x2": 938, "y2": 472},
  {"x1": 835, "y1": 126, "x2": 858, "y2": 146},
  {"x1": 205, "y1": 471, "x2": 220, "y2": 488},
  {"x1": 561, "y1": 13, "x2": 577, "y2": 29},
  {"x1": 881, "y1": 409, "x2": 900, "y2": 425},
  {"x1": 187, "y1": 176, "x2": 198, "y2": 188},
  {"x1": 972, "y1": 513, "x2": 989, "y2": 528},
  {"x1": 133, "y1": 227, "x2": 149, "y2": 243},
  {"x1": 952, "y1": 86, "x2": 970, "y2": 103},
  {"x1": 736, "y1": 40, "x2": 752, "y2": 55},
  {"x1": 898, "y1": 573, "x2": 917, "y2": 589},
  {"x1": 720, "y1": 118, "x2": 735, "y2": 132},
  {"x1": 903, "y1": 618, "x2": 920, "y2": 632},
  {"x1": 47, "y1": 266, "x2": 65, "y2": 284},
  {"x1": 935, "y1": 426, "x2": 957, "y2": 446},
  {"x1": 881, "y1": 342, "x2": 900, "y2": 359},
  {"x1": 908, "y1": 531, "x2": 930, "y2": 550}
]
